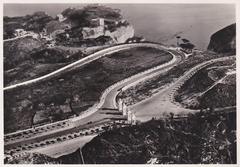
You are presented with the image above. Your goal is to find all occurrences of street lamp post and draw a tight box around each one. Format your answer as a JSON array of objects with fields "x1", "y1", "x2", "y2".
[{"x1": 79, "y1": 148, "x2": 85, "y2": 164}]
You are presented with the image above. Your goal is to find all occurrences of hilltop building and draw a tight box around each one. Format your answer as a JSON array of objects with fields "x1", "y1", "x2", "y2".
[
  {"x1": 91, "y1": 18, "x2": 105, "y2": 27},
  {"x1": 82, "y1": 18, "x2": 105, "y2": 39},
  {"x1": 14, "y1": 29, "x2": 39, "y2": 39},
  {"x1": 82, "y1": 18, "x2": 124, "y2": 39}
]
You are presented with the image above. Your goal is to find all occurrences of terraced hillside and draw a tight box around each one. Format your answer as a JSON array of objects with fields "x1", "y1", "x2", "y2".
[
  {"x1": 4, "y1": 46, "x2": 172, "y2": 133},
  {"x1": 118, "y1": 51, "x2": 229, "y2": 106},
  {"x1": 175, "y1": 58, "x2": 236, "y2": 109}
]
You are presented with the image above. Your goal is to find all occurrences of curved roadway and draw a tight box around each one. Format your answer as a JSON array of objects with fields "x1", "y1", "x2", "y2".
[
  {"x1": 70, "y1": 48, "x2": 182, "y2": 126},
  {"x1": 4, "y1": 43, "x2": 169, "y2": 91},
  {"x1": 6, "y1": 47, "x2": 233, "y2": 158},
  {"x1": 130, "y1": 56, "x2": 235, "y2": 122},
  {"x1": 4, "y1": 43, "x2": 175, "y2": 136},
  {"x1": 4, "y1": 43, "x2": 181, "y2": 157},
  {"x1": 25, "y1": 56, "x2": 237, "y2": 158}
]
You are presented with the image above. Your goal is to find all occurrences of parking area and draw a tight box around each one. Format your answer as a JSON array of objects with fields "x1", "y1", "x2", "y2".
[
  {"x1": 4, "y1": 120, "x2": 129, "y2": 156},
  {"x1": 4, "y1": 121, "x2": 69, "y2": 143}
]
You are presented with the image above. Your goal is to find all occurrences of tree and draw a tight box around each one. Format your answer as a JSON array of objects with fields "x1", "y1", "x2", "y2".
[
  {"x1": 66, "y1": 95, "x2": 80, "y2": 116},
  {"x1": 182, "y1": 38, "x2": 190, "y2": 43},
  {"x1": 179, "y1": 43, "x2": 195, "y2": 52}
]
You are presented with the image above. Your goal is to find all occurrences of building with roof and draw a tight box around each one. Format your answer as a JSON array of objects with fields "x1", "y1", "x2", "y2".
[{"x1": 14, "y1": 29, "x2": 27, "y2": 37}]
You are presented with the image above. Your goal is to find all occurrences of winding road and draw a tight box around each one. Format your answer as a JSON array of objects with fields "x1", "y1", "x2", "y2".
[
  {"x1": 5, "y1": 42, "x2": 234, "y2": 158},
  {"x1": 5, "y1": 38, "x2": 235, "y2": 159},
  {"x1": 4, "y1": 43, "x2": 169, "y2": 91},
  {"x1": 4, "y1": 43, "x2": 181, "y2": 157},
  {"x1": 130, "y1": 56, "x2": 235, "y2": 121},
  {"x1": 4, "y1": 42, "x2": 175, "y2": 137}
]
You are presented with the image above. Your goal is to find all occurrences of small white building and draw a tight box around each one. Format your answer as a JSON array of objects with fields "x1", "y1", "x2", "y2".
[
  {"x1": 57, "y1": 14, "x2": 67, "y2": 22},
  {"x1": 122, "y1": 103, "x2": 127, "y2": 116},
  {"x1": 118, "y1": 98, "x2": 123, "y2": 112},
  {"x1": 132, "y1": 113, "x2": 137, "y2": 125},
  {"x1": 28, "y1": 31, "x2": 39, "y2": 39},
  {"x1": 14, "y1": 29, "x2": 27, "y2": 37},
  {"x1": 127, "y1": 109, "x2": 136, "y2": 125},
  {"x1": 91, "y1": 18, "x2": 105, "y2": 27}
]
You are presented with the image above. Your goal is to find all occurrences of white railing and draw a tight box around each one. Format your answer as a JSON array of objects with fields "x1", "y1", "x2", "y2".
[{"x1": 71, "y1": 44, "x2": 175, "y2": 122}]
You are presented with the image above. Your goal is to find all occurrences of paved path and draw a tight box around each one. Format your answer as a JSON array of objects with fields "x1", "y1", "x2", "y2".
[
  {"x1": 71, "y1": 47, "x2": 181, "y2": 125},
  {"x1": 4, "y1": 43, "x2": 180, "y2": 157},
  {"x1": 30, "y1": 55, "x2": 235, "y2": 158},
  {"x1": 4, "y1": 43, "x2": 173, "y2": 139},
  {"x1": 4, "y1": 43, "x2": 168, "y2": 91},
  {"x1": 130, "y1": 56, "x2": 235, "y2": 122},
  {"x1": 28, "y1": 135, "x2": 97, "y2": 158},
  {"x1": 3, "y1": 35, "x2": 32, "y2": 42}
]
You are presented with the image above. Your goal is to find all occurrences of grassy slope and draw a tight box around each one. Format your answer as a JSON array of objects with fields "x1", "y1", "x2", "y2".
[
  {"x1": 4, "y1": 47, "x2": 172, "y2": 133},
  {"x1": 4, "y1": 47, "x2": 85, "y2": 86},
  {"x1": 175, "y1": 59, "x2": 236, "y2": 109},
  {"x1": 118, "y1": 51, "x2": 230, "y2": 105},
  {"x1": 4, "y1": 5, "x2": 125, "y2": 86},
  {"x1": 4, "y1": 37, "x2": 43, "y2": 71}
]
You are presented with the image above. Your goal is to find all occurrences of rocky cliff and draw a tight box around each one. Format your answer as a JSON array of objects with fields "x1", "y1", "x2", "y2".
[
  {"x1": 207, "y1": 23, "x2": 236, "y2": 53},
  {"x1": 54, "y1": 5, "x2": 134, "y2": 46},
  {"x1": 105, "y1": 25, "x2": 135, "y2": 43},
  {"x1": 4, "y1": 5, "x2": 134, "y2": 45}
]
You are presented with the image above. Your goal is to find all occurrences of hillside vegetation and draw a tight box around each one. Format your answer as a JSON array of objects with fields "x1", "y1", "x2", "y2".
[
  {"x1": 4, "y1": 5, "x2": 135, "y2": 86},
  {"x1": 4, "y1": 47, "x2": 172, "y2": 133},
  {"x1": 118, "y1": 51, "x2": 229, "y2": 106},
  {"x1": 6, "y1": 110, "x2": 235, "y2": 164},
  {"x1": 4, "y1": 11, "x2": 53, "y2": 39},
  {"x1": 175, "y1": 59, "x2": 236, "y2": 109},
  {"x1": 78, "y1": 111, "x2": 236, "y2": 164},
  {"x1": 4, "y1": 44, "x2": 85, "y2": 86},
  {"x1": 4, "y1": 37, "x2": 44, "y2": 71},
  {"x1": 61, "y1": 5, "x2": 122, "y2": 27},
  {"x1": 208, "y1": 23, "x2": 236, "y2": 54}
]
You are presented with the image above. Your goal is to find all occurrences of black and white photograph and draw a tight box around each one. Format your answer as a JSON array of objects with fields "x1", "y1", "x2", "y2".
[{"x1": 2, "y1": 1, "x2": 237, "y2": 164}]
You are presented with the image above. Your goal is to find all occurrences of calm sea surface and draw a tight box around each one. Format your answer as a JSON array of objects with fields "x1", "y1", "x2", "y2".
[{"x1": 4, "y1": 4, "x2": 235, "y2": 50}]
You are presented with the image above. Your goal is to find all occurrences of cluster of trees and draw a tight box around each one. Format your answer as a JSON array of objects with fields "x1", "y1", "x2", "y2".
[
  {"x1": 78, "y1": 111, "x2": 235, "y2": 164},
  {"x1": 61, "y1": 5, "x2": 122, "y2": 28},
  {"x1": 176, "y1": 36, "x2": 195, "y2": 52},
  {"x1": 55, "y1": 5, "x2": 124, "y2": 46},
  {"x1": 4, "y1": 12, "x2": 53, "y2": 39}
]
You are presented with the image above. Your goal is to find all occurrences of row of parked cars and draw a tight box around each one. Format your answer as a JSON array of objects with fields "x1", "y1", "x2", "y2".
[
  {"x1": 4, "y1": 121, "x2": 68, "y2": 143},
  {"x1": 4, "y1": 122, "x2": 117, "y2": 156}
]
